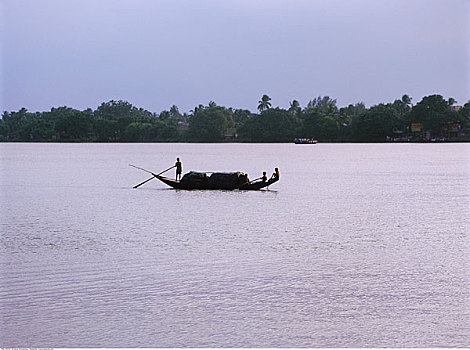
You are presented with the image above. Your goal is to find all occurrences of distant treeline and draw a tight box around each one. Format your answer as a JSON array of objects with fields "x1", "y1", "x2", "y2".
[{"x1": 1, "y1": 94, "x2": 469, "y2": 143}]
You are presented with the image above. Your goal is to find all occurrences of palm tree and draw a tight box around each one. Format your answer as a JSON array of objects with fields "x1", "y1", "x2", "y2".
[
  {"x1": 448, "y1": 97, "x2": 456, "y2": 106},
  {"x1": 402, "y1": 94, "x2": 413, "y2": 108},
  {"x1": 170, "y1": 105, "x2": 181, "y2": 120},
  {"x1": 289, "y1": 100, "x2": 300, "y2": 115},
  {"x1": 258, "y1": 94, "x2": 272, "y2": 112}
]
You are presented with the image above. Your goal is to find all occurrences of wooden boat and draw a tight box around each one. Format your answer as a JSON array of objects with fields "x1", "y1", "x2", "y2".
[
  {"x1": 155, "y1": 172, "x2": 279, "y2": 190},
  {"x1": 130, "y1": 164, "x2": 279, "y2": 190}
]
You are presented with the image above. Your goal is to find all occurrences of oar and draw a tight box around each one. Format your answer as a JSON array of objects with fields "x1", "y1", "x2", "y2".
[
  {"x1": 247, "y1": 176, "x2": 263, "y2": 184},
  {"x1": 131, "y1": 165, "x2": 175, "y2": 188},
  {"x1": 129, "y1": 164, "x2": 156, "y2": 174},
  {"x1": 133, "y1": 176, "x2": 156, "y2": 189},
  {"x1": 155, "y1": 165, "x2": 176, "y2": 176}
]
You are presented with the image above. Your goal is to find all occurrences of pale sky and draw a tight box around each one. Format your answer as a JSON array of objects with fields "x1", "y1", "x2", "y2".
[{"x1": 1, "y1": 0, "x2": 469, "y2": 114}]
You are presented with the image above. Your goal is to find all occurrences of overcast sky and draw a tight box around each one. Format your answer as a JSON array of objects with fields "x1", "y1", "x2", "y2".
[{"x1": 1, "y1": 0, "x2": 469, "y2": 114}]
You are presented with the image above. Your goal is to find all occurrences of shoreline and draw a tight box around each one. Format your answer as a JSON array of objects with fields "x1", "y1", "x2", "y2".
[{"x1": 1, "y1": 140, "x2": 469, "y2": 144}]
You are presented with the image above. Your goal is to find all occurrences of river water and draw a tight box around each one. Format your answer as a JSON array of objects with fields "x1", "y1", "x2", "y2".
[{"x1": 0, "y1": 142, "x2": 469, "y2": 347}]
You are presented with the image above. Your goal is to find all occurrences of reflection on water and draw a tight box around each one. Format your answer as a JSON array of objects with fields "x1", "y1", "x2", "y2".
[{"x1": 1, "y1": 143, "x2": 469, "y2": 347}]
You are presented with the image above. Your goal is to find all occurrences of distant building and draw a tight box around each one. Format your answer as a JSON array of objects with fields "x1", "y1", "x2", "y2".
[
  {"x1": 411, "y1": 123, "x2": 423, "y2": 132},
  {"x1": 444, "y1": 123, "x2": 461, "y2": 139}
]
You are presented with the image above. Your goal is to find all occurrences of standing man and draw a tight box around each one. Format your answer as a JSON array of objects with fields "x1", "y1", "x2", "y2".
[{"x1": 175, "y1": 157, "x2": 182, "y2": 181}]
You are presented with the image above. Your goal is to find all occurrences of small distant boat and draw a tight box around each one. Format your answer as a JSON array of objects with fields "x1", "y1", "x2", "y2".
[{"x1": 294, "y1": 138, "x2": 318, "y2": 144}]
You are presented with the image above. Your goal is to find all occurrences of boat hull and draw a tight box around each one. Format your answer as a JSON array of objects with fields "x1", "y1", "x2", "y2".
[
  {"x1": 155, "y1": 175, "x2": 278, "y2": 190},
  {"x1": 239, "y1": 177, "x2": 279, "y2": 190},
  {"x1": 156, "y1": 175, "x2": 244, "y2": 190}
]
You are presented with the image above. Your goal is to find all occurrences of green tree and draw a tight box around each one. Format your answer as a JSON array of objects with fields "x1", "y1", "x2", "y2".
[
  {"x1": 257, "y1": 94, "x2": 272, "y2": 112},
  {"x1": 93, "y1": 100, "x2": 154, "y2": 140},
  {"x1": 300, "y1": 109, "x2": 322, "y2": 139},
  {"x1": 232, "y1": 109, "x2": 251, "y2": 129},
  {"x1": 306, "y1": 96, "x2": 338, "y2": 115},
  {"x1": 25, "y1": 114, "x2": 55, "y2": 141},
  {"x1": 159, "y1": 110, "x2": 171, "y2": 121},
  {"x1": 0, "y1": 113, "x2": 8, "y2": 140},
  {"x1": 154, "y1": 119, "x2": 178, "y2": 141},
  {"x1": 187, "y1": 104, "x2": 232, "y2": 142},
  {"x1": 116, "y1": 116, "x2": 134, "y2": 137},
  {"x1": 300, "y1": 109, "x2": 339, "y2": 141},
  {"x1": 391, "y1": 98, "x2": 412, "y2": 133},
  {"x1": 288, "y1": 100, "x2": 301, "y2": 116},
  {"x1": 402, "y1": 94, "x2": 413, "y2": 108},
  {"x1": 169, "y1": 105, "x2": 181, "y2": 120},
  {"x1": 52, "y1": 107, "x2": 92, "y2": 140},
  {"x1": 1, "y1": 108, "x2": 29, "y2": 139},
  {"x1": 1, "y1": 108, "x2": 60, "y2": 141},
  {"x1": 410, "y1": 95, "x2": 453, "y2": 136},
  {"x1": 459, "y1": 101, "x2": 470, "y2": 128},
  {"x1": 94, "y1": 118, "x2": 117, "y2": 141},
  {"x1": 95, "y1": 100, "x2": 135, "y2": 120},
  {"x1": 338, "y1": 102, "x2": 366, "y2": 139},
  {"x1": 339, "y1": 102, "x2": 366, "y2": 118},
  {"x1": 122, "y1": 122, "x2": 144, "y2": 142},
  {"x1": 320, "y1": 116, "x2": 340, "y2": 141},
  {"x1": 239, "y1": 108, "x2": 300, "y2": 142},
  {"x1": 351, "y1": 104, "x2": 400, "y2": 142}
]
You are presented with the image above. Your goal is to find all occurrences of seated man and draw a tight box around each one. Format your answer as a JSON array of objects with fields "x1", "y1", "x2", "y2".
[{"x1": 271, "y1": 168, "x2": 280, "y2": 180}]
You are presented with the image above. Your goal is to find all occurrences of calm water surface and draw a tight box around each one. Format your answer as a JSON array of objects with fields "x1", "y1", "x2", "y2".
[{"x1": 1, "y1": 143, "x2": 469, "y2": 347}]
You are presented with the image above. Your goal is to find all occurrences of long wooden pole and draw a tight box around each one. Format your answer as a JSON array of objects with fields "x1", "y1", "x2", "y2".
[
  {"x1": 129, "y1": 164, "x2": 156, "y2": 174},
  {"x1": 156, "y1": 165, "x2": 176, "y2": 176},
  {"x1": 133, "y1": 176, "x2": 156, "y2": 189},
  {"x1": 248, "y1": 176, "x2": 263, "y2": 184},
  {"x1": 131, "y1": 164, "x2": 176, "y2": 188}
]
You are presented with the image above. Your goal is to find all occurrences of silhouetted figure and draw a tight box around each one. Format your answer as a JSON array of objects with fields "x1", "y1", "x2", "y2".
[
  {"x1": 271, "y1": 168, "x2": 280, "y2": 180},
  {"x1": 175, "y1": 157, "x2": 182, "y2": 181},
  {"x1": 262, "y1": 171, "x2": 267, "y2": 182}
]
